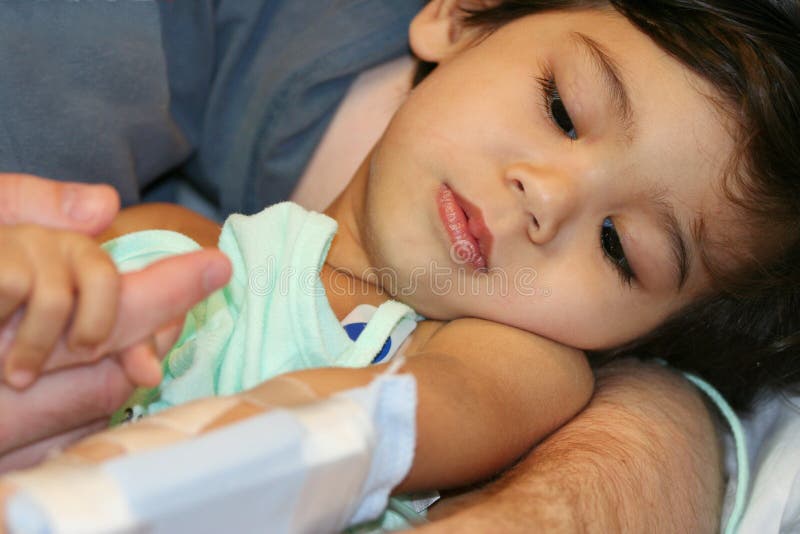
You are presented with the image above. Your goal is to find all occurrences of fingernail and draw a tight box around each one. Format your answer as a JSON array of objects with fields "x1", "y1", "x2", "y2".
[
  {"x1": 202, "y1": 258, "x2": 230, "y2": 293},
  {"x1": 62, "y1": 185, "x2": 105, "y2": 222},
  {"x1": 7, "y1": 369, "x2": 34, "y2": 389}
]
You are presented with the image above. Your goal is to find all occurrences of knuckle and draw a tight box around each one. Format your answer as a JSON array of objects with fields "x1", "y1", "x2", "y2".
[{"x1": 0, "y1": 265, "x2": 31, "y2": 302}]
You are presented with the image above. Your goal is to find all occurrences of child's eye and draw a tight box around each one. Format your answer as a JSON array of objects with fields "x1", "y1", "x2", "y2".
[
  {"x1": 538, "y1": 74, "x2": 577, "y2": 140},
  {"x1": 601, "y1": 218, "x2": 635, "y2": 286}
]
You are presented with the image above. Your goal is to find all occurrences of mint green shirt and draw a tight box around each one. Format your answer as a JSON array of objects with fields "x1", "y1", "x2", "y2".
[{"x1": 104, "y1": 202, "x2": 418, "y2": 417}]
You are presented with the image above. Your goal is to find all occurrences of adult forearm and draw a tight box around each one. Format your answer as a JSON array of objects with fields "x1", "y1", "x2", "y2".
[{"x1": 424, "y1": 359, "x2": 725, "y2": 533}]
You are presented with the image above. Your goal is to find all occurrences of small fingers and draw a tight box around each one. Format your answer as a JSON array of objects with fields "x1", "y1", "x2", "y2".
[
  {"x1": 0, "y1": 357, "x2": 133, "y2": 455},
  {"x1": 4, "y1": 251, "x2": 74, "y2": 388},
  {"x1": 153, "y1": 319, "x2": 185, "y2": 358},
  {"x1": 105, "y1": 249, "x2": 231, "y2": 351},
  {"x1": 1, "y1": 231, "x2": 121, "y2": 383},
  {"x1": 67, "y1": 242, "x2": 120, "y2": 350},
  {"x1": 1, "y1": 249, "x2": 230, "y2": 379}
]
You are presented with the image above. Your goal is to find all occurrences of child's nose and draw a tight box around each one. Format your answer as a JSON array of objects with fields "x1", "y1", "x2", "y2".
[{"x1": 504, "y1": 163, "x2": 580, "y2": 244}]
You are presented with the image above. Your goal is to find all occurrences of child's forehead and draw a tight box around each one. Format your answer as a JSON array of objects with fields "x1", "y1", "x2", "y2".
[
  {"x1": 474, "y1": 9, "x2": 737, "y2": 161},
  {"x1": 489, "y1": 8, "x2": 641, "y2": 43}
]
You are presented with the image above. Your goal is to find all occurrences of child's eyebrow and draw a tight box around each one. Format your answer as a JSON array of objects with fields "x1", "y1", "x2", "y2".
[
  {"x1": 571, "y1": 32, "x2": 689, "y2": 291},
  {"x1": 570, "y1": 32, "x2": 635, "y2": 143},
  {"x1": 569, "y1": 31, "x2": 692, "y2": 289},
  {"x1": 650, "y1": 192, "x2": 692, "y2": 290}
]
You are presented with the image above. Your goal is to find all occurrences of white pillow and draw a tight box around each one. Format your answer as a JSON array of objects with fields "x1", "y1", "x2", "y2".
[{"x1": 732, "y1": 393, "x2": 800, "y2": 532}]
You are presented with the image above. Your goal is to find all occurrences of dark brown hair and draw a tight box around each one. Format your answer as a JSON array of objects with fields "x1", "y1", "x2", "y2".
[{"x1": 416, "y1": 0, "x2": 800, "y2": 411}]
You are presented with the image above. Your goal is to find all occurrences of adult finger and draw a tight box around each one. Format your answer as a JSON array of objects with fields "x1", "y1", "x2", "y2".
[
  {"x1": 118, "y1": 340, "x2": 162, "y2": 388},
  {"x1": 0, "y1": 174, "x2": 119, "y2": 234},
  {"x1": 39, "y1": 248, "x2": 231, "y2": 371},
  {"x1": 154, "y1": 318, "x2": 185, "y2": 358},
  {"x1": 0, "y1": 419, "x2": 107, "y2": 474},
  {"x1": 95, "y1": 248, "x2": 231, "y2": 357},
  {"x1": 0, "y1": 357, "x2": 133, "y2": 456},
  {"x1": 117, "y1": 316, "x2": 184, "y2": 387}
]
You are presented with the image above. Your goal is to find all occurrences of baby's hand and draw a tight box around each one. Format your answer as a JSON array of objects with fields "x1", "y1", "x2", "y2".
[{"x1": 0, "y1": 224, "x2": 120, "y2": 389}]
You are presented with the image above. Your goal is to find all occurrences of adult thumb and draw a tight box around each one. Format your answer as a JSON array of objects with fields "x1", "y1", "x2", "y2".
[{"x1": 0, "y1": 174, "x2": 120, "y2": 235}]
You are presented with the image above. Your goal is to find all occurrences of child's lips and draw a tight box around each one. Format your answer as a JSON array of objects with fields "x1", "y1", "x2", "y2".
[
  {"x1": 455, "y1": 190, "x2": 494, "y2": 265},
  {"x1": 436, "y1": 184, "x2": 494, "y2": 270}
]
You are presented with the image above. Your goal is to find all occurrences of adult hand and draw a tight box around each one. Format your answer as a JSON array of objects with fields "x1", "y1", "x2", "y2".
[
  {"x1": 0, "y1": 174, "x2": 232, "y2": 471},
  {"x1": 0, "y1": 249, "x2": 231, "y2": 470},
  {"x1": 0, "y1": 173, "x2": 120, "y2": 234}
]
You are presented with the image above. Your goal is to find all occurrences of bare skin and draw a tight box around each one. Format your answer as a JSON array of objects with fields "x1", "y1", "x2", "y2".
[
  {"x1": 97, "y1": 202, "x2": 223, "y2": 248},
  {"x1": 0, "y1": 2, "x2": 732, "y2": 526},
  {"x1": 421, "y1": 360, "x2": 724, "y2": 533},
  {"x1": 0, "y1": 186, "x2": 724, "y2": 532},
  {"x1": 0, "y1": 175, "x2": 232, "y2": 471}
]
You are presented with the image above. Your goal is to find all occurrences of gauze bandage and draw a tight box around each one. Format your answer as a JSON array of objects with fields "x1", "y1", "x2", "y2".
[{"x1": 3, "y1": 374, "x2": 416, "y2": 534}]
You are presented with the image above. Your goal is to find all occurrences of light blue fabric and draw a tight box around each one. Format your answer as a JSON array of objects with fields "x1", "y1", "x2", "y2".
[
  {"x1": 684, "y1": 373, "x2": 749, "y2": 534},
  {"x1": 0, "y1": 1, "x2": 187, "y2": 205},
  {"x1": 160, "y1": 0, "x2": 425, "y2": 213},
  {"x1": 345, "y1": 376, "x2": 420, "y2": 527},
  {"x1": 103, "y1": 203, "x2": 752, "y2": 532},
  {"x1": 0, "y1": 1, "x2": 422, "y2": 211},
  {"x1": 370, "y1": 368, "x2": 754, "y2": 533},
  {"x1": 102, "y1": 202, "x2": 426, "y2": 530},
  {"x1": 103, "y1": 202, "x2": 418, "y2": 415}
]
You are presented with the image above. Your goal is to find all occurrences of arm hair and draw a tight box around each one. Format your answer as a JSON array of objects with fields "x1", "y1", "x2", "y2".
[{"x1": 422, "y1": 359, "x2": 725, "y2": 533}]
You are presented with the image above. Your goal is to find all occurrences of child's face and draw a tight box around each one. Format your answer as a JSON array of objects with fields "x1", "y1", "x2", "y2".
[{"x1": 360, "y1": 8, "x2": 737, "y2": 350}]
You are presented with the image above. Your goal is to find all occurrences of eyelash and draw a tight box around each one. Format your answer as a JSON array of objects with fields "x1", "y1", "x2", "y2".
[
  {"x1": 536, "y1": 68, "x2": 634, "y2": 286},
  {"x1": 600, "y1": 218, "x2": 635, "y2": 287},
  {"x1": 536, "y1": 69, "x2": 578, "y2": 140}
]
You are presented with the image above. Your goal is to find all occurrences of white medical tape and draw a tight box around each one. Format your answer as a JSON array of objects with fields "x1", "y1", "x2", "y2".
[
  {"x1": 88, "y1": 421, "x2": 188, "y2": 456},
  {"x1": 287, "y1": 395, "x2": 374, "y2": 533},
  {"x1": 144, "y1": 396, "x2": 239, "y2": 435},
  {"x1": 345, "y1": 374, "x2": 417, "y2": 526},
  {"x1": 100, "y1": 409, "x2": 312, "y2": 534},
  {"x1": 240, "y1": 374, "x2": 319, "y2": 409},
  {"x1": 4, "y1": 456, "x2": 136, "y2": 534}
]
